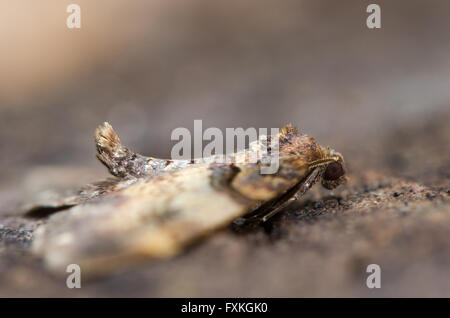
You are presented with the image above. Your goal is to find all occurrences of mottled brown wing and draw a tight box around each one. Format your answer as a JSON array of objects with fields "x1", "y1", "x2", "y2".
[
  {"x1": 231, "y1": 159, "x2": 309, "y2": 201},
  {"x1": 32, "y1": 164, "x2": 253, "y2": 275}
]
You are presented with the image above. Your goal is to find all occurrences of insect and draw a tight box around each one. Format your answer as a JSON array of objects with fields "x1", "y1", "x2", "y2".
[{"x1": 29, "y1": 122, "x2": 346, "y2": 275}]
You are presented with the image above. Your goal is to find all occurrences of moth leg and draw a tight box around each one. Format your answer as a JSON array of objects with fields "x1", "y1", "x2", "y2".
[
  {"x1": 236, "y1": 168, "x2": 322, "y2": 225},
  {"x1": 261, "y1": 196, "x2": 297, "y2": 222},
  {"x1": 234, "y1": 192, "x2": 297, "y2": 226},
  {"x1": 260, "y1": 167, "x2": 322, "y2": 222}
]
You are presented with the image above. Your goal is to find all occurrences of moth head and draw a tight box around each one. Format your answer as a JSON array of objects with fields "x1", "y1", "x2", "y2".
[{"x1": 321, "y1": 153, "x2": 347, "y2": 190}]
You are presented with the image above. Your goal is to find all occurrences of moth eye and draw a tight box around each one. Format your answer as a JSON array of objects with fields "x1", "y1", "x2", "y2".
[{"x1": 323, "y1": 162, "x2": 345, "y2": 181}]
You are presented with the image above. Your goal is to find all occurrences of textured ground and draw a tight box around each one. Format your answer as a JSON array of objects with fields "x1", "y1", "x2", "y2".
[{"x1": 0, "y1": 113, "x2": 448, "y2": 297}]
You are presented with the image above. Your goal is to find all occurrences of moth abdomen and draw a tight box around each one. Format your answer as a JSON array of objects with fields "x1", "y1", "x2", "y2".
[
  {"x1": 95, "y1": 122, "x2": 132, "y2": 177},
  {"x1": 95, "y1": 122, "x2": 169, "y2": 178}
]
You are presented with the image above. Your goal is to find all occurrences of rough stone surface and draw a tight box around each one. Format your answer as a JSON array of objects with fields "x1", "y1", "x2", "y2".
[{"x1": 0, "y1": 114, "x2": 448, "y2": 297}]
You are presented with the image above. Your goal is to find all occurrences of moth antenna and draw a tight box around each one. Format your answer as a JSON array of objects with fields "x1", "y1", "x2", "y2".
[{"x1": 94, "y1": 122, "x2": 132, "y2": 177}]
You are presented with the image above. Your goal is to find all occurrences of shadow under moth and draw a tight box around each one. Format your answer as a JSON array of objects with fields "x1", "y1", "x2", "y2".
[{"x1": 28, "y1": 123, "x2": 346, "y2": 275}]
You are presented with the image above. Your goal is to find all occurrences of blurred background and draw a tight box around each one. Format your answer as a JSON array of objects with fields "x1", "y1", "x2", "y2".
[
  {"x1": 0, "y1": 0, "x2": 449, "y2": 297},
  {"x1": 1, "y1": 0, "x2": 449, "y2": 177}
]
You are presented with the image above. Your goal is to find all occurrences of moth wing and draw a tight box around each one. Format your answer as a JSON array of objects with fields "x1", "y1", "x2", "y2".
[
  {"x1": 231, "y1": 159, "x2": 309, "y2": 201},
  {"x1": 23, "y1": 178, "x2": 131, "y2": 218},
  {"x1": 22, "y1": 189, "x2": 79, "y2": 217},
  {"x1": 32, "y1": 165, "x2": 251, "y2": 275}
]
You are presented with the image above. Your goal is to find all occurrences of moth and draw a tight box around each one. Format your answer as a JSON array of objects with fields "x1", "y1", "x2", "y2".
[{"x1": 29, "y1": 123, "x2": 346, "y2": 275}]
